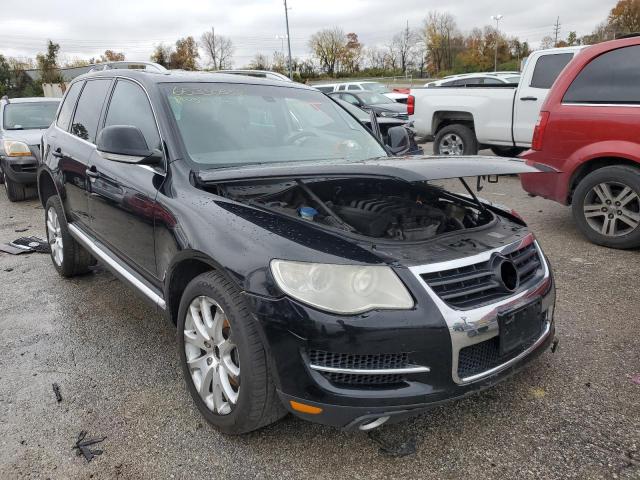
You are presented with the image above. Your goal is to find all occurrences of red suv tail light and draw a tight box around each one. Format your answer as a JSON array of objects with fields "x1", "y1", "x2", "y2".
[
  {"x1": 531, "y1": 111, "x2": 550, "y2": 151},
  {"x1": 407, "y1": 95, "x2": 415, "y2": 116}
]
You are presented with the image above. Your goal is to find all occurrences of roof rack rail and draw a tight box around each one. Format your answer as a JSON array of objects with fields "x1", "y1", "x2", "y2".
[{"x1": 88, "y1": 61, "x2": 167, "y2": 73}]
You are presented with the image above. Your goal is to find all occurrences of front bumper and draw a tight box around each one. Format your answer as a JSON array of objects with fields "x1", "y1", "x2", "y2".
[
  {"x1": 247, "y1": 237, "x2": 556, "y2": 430},
  {"x1": 1, "y1": 155, "x2": 38, "y2": 184}
]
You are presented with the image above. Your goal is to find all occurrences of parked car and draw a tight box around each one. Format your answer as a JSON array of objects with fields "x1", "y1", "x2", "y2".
[
  {"x1": 0, "y1": 96, "x2": 60, "y2": 201},
  {"x1": 39, "y1": 67, "x2": 556, "y2": 434},
  {"x1": 328, "y1": 91, "x2": 408, "y2": 119},
  {"x1": 314, "y1": 81, "x2": 408, "y2": 102},
  {"x1": 425, "y1": 72, "x2": 521, "y2": 87},
  {"x1": 521, "y1": 36, "x2": 640, "y2": 249},
  {"x1": 332, "y1": 98, "x2": 423, "y2": 155},
  {"x1": 408, "y1": 46, "x2": 585, "y2": 156}
]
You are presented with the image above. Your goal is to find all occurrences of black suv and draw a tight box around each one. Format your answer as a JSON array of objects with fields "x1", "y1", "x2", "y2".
[{"x1": 39, "y1": 68, "x2": 556, "y2": 434}]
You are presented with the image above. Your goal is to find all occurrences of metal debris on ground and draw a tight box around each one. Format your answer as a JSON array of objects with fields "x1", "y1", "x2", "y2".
[
  {"x1": 551, "y1": 338, "x2": 560, "y2": 353},
  {"x1": 73, "y1": 431, "x2": 106, "y2": 463},
  {"x1": 10, "y1": 236, "x2": 50, "y2": 253},
  {"x1": 52, "y1": 383, "x2": 62, "y2": 402},
  {"x1": 367, "y1": 429, "x2": 417, "y2": 457}
]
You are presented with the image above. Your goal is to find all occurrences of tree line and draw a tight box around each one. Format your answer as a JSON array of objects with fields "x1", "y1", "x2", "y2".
[{"x1": 1, "y1": 0, "x2": 638, "y2": 98}]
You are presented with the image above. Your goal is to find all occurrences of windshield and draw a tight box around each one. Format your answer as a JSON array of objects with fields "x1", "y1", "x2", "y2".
[
  {"x1": 358, "y1": 92, "x2": 394, "y2": 105},
  {"x1": 3, "y1": 102, "x2": 59, "y2": 130},
  {"x1": 163, "y1": 83, "x2": 386, "y2": 168},
  {"x1": 361, "y1": 83, "x2": 389, "y2": 93}
]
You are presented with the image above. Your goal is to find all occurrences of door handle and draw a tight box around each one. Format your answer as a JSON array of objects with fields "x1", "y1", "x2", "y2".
[
  {"x1": 52, "y1": 148, "x2": 64, "y2": 158},
  {"x1": 86, "y1": 166, "x2": 99, "y2": 178},
  {"x1": 520, "y1": 96, "x2": 538, "y2": 101}
]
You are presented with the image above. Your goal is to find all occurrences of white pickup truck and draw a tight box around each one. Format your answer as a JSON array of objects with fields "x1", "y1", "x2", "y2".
[{"x1": 409, "y1": 46, "x2": 585, "y2": 156}]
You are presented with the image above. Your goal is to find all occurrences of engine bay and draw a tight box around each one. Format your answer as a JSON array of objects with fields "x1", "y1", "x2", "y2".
[{"x1": 217, "y1": 177, "x2": 495, "y2": 242}]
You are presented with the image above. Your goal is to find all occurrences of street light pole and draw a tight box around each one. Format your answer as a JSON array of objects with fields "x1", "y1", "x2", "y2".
[
  {"x1": 283, "y1": 0, "x2": 293, "y2": 79},
  {"x1": 491, "y1": 14, "x2": 503, "y2": 72}
]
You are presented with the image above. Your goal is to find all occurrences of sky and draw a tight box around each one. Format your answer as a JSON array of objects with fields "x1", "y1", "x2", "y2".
[{"x1": 0, "y1": 0, "x2": 615, "y2": 67}]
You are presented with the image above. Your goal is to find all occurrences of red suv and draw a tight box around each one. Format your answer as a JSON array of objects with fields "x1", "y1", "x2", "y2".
[{"x1": 521, "y1": 36, "x2": 640, "y2": 249}]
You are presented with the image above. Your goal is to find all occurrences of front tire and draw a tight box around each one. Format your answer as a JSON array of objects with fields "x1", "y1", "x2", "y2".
[
  {"x1": 177, "y1": 271, "x2": 286, "y2": 434},
  {"x1": 433, "y1": 124, "x2": 478, "y2": 155},
  {"x1": 4, "y1": 173, "x2": 27, "y2": 202},
  {"x1": 572, "y1": 166, "x2": 640, "y2": 249},
  {"x1": 45, "y1": 196, "x2": 94, "y2": 277}
]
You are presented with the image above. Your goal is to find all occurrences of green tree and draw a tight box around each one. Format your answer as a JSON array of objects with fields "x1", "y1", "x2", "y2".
[
  {"x1": 36, "y1": 40, "x2": 64, "y2": 84},
  {"x1": 0, "y1": 55, "x2": 11, "y2": 97},
  {"x1": 150, "y1": 44, "x2": 173, "y2": 68}
]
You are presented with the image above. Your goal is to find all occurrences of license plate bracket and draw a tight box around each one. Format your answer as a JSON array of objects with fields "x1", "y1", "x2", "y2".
[{"x1": 498, "y1": 299, "x2": 543, "y2": 356}]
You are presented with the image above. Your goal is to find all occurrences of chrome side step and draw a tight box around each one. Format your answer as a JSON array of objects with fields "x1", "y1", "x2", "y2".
[{"x1": 68, "y1": 224, "x2": 166, "y2": 310}]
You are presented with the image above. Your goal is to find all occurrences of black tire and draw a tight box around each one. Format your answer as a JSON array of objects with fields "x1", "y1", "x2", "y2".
[
  {"x1": 177, "y1": 270, "x2": 286, "y2": 434},
  {"x1": 45, "y1": 196, "x2": 94, "y2": 277},
  {"x1": 4, "y1": 173, "x2": 27, "y2": 202},
  {"x1": 0, "y1": 166, "x2": 4, "y2": 184},
  {"x1": 433, "y1": 124, "x2": 478, "y2": 155},
  {"x1": 572, "y1": 165, "x2": 640, "y2": 249},
  {"x1": 490, "y1": 146, "x2": 525, "y2": 157}
]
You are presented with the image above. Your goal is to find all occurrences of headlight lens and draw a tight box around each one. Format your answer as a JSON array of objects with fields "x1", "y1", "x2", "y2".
[
  {"x1": 378, "y1": 111, "x2": 394, "y2": 117},
  {"x1": 270, "y1": 260, "x2": 414, "y2": 314},
  {"x1": 3, "y1": 140, "x2": 31, "y2": 157}
]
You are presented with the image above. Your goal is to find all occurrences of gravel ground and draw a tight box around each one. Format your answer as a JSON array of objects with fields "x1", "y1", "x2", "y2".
[{"x1": 0, "y1": 156, "x2": 638, "y2": 479}]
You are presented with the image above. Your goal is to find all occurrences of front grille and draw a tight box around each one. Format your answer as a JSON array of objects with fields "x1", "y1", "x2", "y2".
[
  {"x1": 10, "y1": 163, "x2": 37, "y2": 173},
  {"x1": 308, "y1": 350, "x2": 410, "y2": 386},
  {"x1": 421, "y1": 243, "x2": 542, "y2": 310},
  {"x1": 457, "y1": 335, "x2": 537, "y2": 379}
]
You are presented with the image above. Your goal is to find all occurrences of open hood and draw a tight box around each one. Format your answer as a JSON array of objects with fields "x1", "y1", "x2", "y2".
[{"x1": 195, "y1": 156, "x2": 551, "y2": 184}]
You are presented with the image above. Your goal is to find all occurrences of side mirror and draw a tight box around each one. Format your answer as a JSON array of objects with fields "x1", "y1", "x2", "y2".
[
  {"x1": 96, "y1": 125, "x2": 162, "y2": 164},
  {"x1": 386, "y1": 126, "x2": 410, "y2": 155}
]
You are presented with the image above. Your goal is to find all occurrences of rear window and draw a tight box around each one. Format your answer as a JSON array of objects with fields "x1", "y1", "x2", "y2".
[
  {"x1": 57, "y1": 82, "x2": 83, "y2": 131},
  {"x1": 530, "y1": 53, "x2": 573, "y2": 89},
  {"x1": 3, "y1": 101, "x2": 59, "y2": 130},
  {"x1": 70, "y1": 79, "x2": 112, "y2": 142},
  {"x1": 315, "y1": 86, "x2": 334, "y2": 93},
  {"x1": 563, "y1": 46, "x2": 640, "y2": 104}
]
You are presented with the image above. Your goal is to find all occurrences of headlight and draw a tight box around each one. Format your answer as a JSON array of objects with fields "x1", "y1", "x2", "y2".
[
  {"x1": 2, "y1": 140, "x2": 31, "y2": 157},
  {"x1": 378, "y1": 111, "x2": 395, "y2": 117},
  {"x1": 270, "y1": 260, "x2": 414, "y2": 314}
]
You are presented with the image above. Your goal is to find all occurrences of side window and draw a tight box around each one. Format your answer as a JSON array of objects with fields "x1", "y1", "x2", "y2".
[
  {"x1": 104, "y1": 80, "x2": 160, "y2": 149},
  {"x1": 342, "y1": 94, "x2": 359, "y2": 105},
  {"x1": 338, "y1": 85, "x2": 346, "y2": 91},
  {"x1": 56, "y1": 81, "x2": 83, "y2": 131},
  {"x1": 347, "y1": 85, "x2": 360, "y2": 91},
  {"x1": 71, "y1": 79, "x2": 111, "y2": 142},
  {"x1": 530, "y1": 53, "x2": 573, "y2": 89},
  {"x1": 482, "y1": 78, "x2": 503, "y2": 85},
  {"x1": 563, "y1": 46, "x2": 640, "y2": 104},
  {"x1": 442, "y1": 79, "x2": 458, "y2": 86}
]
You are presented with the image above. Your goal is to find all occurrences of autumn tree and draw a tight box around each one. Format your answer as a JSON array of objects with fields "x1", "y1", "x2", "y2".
[
  {"x1": 608, "y1": 0, "x2": 640, "y2": 35},
  {"x1": 0, "y1": 55, "x2": 11, "y2": 97},
  {"x1": 423, "y1": 11, "x2": 459, "y2": 74},
  {"x1": 150, "y1": 44, "x2": 173, "y2": 68},
  {"x1": 540, "y1": 36, "x2": 555, "y2": 49},
  {"x1": 101, "y1": 50, "x2": 125, "y2": 62},
  {"x1": 170, "y1": 36, "x2": 199, "y2": 70},
  {"x1": 309, "y1": 28, "x2": 346, "y2": 75},
  {"x1": 390, "y1": 24, "x2": 418, "y2": 73},
  {"x1": 340, "y1": 33, "x2": 363, "y2": 73},
  {"x1": 201, "y1": 27, "x2": 234, "y2": 70},
  {"x1": 248, "y1": 53, "x2": 270, "y2": 70}
]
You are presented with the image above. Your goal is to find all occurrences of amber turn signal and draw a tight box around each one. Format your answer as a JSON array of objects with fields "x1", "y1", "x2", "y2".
[{"x1": 289, "y1": 400, "x2": 323, "y2": 415}]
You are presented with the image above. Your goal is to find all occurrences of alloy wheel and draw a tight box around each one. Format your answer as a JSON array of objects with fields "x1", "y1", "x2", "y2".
[
  {"x1": 583, "y1": 181, "x2": 640, "y2": 237},
  {"x1": 439, "y1": 133, "x2": 464, "y2": 155},
  {"x1": 46, "y1": 207, "x2": 64, "y2": 266},
  {"x1": 183, "y1": 296, "x2": 240, "y2": 415}
]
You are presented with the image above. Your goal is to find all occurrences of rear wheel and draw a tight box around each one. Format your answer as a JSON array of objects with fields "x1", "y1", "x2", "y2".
[
  {"x1": 490, "y1": 146, "x2": 525, "y2": 157},
  {"x1": 434, "y1": 124, "x2": 478, "y2": 155},
  {"x1": 177, "y1": 271, "x2": 286, "y2": 434},
  {"x1": 45, "y1": 196, "x2": 94, "y2": 277},
  {"x1": 4, "y1": 173, "x2": 27, "y2": 202},
  {"x1": 572, "y1": 166, "x2": 640, "y2": 249}
]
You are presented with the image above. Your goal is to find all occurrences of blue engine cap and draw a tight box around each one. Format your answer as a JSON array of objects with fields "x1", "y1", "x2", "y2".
[{"x1": 298, "y1": 206, "x2": 318, "y2": 219}]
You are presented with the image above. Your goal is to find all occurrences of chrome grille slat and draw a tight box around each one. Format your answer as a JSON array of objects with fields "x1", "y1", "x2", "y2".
[{"x1": 420, "y1": 243, "x2": 543, "y2": 309}]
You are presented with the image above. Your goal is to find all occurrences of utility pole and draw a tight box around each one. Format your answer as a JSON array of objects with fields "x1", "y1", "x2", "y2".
[
  {"x1": 491, "y1": 15, "x2": 503, "y2": 72},
  {"x1": 553, "y1": 17, "x2": 561, "y2": 46},
  {"x1": 283, "y1": 0, "x2": 293, "y2": 79}
]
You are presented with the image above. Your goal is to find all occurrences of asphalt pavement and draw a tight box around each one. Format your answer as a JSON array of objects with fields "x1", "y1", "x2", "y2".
[{"x1": 0, "y1": 160, "x2": 638, "y2": 479}]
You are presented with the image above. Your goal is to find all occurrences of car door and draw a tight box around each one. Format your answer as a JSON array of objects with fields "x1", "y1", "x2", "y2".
[
  {"x1": 513, "y1": 52, "x2": 575, "y2": 145},
  {"x1": 53, "y1": 79, "x2": 112, "y2": 224},
  {"x1": 88, "y1": 78, "x2": 164, "y2": 280}
]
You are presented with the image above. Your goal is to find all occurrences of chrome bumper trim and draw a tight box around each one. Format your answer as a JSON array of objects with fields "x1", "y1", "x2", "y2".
[
  {"x1": 68, "y1": 224, "x2": 166, "y2": 310},
  {"x1": 309, "y1": 364, "x2": 431, "y2": 375},
  {"x1": 409, "y1": 234, "x2": 554, "y2": 384},
  {"x1": 460, "y1": 320, "x2": 551, "y2": 383}
]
